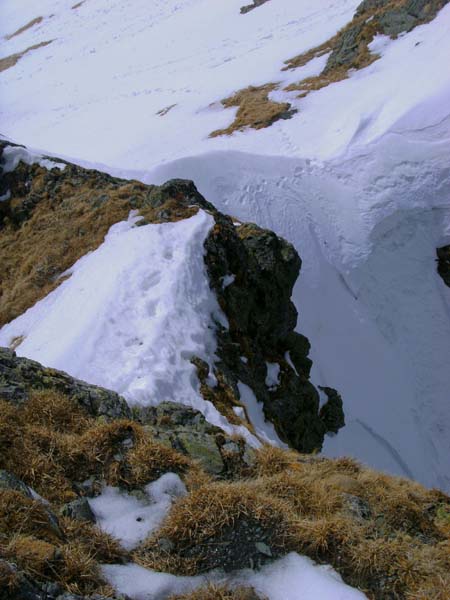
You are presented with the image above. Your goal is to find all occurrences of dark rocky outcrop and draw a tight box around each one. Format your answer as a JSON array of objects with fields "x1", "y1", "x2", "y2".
[
  {"x1": 436, "y1": 245, "x2": 450, "y2": 287},
  {"x1": 284, "y1": 0, "x2": 449, "y2": 96},
  {"x1": 202, "y1": 209, "x2": 344, "y2": 452},
  {"x1": 240, "y1": 0, "x2": 271, "y2": 15},
  {"x1": 0, "y1": 347, "x2": 130, "y2": 420}
]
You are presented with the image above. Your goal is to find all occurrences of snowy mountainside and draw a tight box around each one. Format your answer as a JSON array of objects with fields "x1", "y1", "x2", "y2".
[{"x1": 1, "y1": 1, "x2": 450, "y2": 487}]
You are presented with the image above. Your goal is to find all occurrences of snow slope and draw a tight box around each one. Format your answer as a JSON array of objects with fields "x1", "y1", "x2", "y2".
[{"x1": 1, "y1": 0, "x2": 450, "y2": 490}]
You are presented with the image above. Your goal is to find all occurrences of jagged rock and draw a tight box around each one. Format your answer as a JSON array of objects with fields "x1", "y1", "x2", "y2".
[
  {"x1": 437, "y1": 245, "x2": 450, "y2": 287},
  {"x1": 136, "y1": 402, "x2": 253, "y2": 476},
  {"x1": 203, "y1": 211, "x2": 344, "y2": 452},
  {"x1": 179, "y1": 517, "x2": 283, "y2": 572},
  {"x1": 0, "y1": 347, "x2": 130, "y2": 420},
  {"x1": 318, "y1": 386, "x2": 345, "y2": 434}
]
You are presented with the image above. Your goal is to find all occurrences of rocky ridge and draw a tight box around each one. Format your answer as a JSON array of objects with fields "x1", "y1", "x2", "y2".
[{"x1": 0, "y1": 139, "x2": 343, "y2": 453}]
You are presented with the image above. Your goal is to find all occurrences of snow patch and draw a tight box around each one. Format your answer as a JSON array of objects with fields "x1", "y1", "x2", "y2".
[
  {"x1": 1, "y1": 143, "x2": 66, "y2": 173},
  {"x1": 221, "y1": 274, "x2": 235, "y2": 289},
  {"x1": 102, "y1": 563, "x2": 204, "y2": 600},
  {"x1": 237, "y1": 381, "x2": 286, "y2": 447},
  {"x1": 234, "y1": 552, "x2": 368, "y2": 600},
  {"x1": 88, "y1": 473, "x2": 186, "y2": 551},
  {"x1": 265, "y1": 362, "x2": 280, "y2": 389},
  {"x1": 102, "y1": 552, "x2": 367, "y2": 600}
]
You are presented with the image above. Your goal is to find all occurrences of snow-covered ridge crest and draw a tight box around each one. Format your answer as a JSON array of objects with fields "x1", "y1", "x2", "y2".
[
  {"x1": 0, "y1": 141, "x2": 343, "y2": 453},
  {"x1": 0, "y1": 205, "x2": 260, "y2": 444}
]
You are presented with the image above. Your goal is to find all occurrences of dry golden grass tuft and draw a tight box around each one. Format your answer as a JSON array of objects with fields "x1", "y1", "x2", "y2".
[
  {"x1": 0, "y1": 490, "x2": 62, "y2": 543},
  {"x1": 170, "y1": 583, "x2": 265, "y2": 599},
  {"x1": 0, "y1": 161, "x2": 199, "y2": 329},
  {"x1": 133, "y1": 442, "x2": 450, "y2": 598},
  {"x1": 0, "y1": 41, "x2": 53, "y2": 73},
  {"x1": 0, "y1": 388, "x2": 193, "y2": 595},
  {"x1": 3, "y1": 535, "x2": 60, "y2": 579},
  {"x1": 1, "y1": 373, "x2": 449, "y2": 597},
  {"x1": 135, "y1": 479, "x2": 295, "y2": 574},
  {"x1": 5, "y1": 17, "x2": 44, "y2": 40},
  {"x1": 0, "y1": 391, "x2": 192, "y2": 503},
  {"x1": 210, "y1": 84, "x2": 296, "y2": 137}
]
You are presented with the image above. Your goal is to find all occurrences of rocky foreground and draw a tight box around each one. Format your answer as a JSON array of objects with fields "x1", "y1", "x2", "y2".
[{"x1": 1, "y1": 348, "x2": 449, "y2": 600}]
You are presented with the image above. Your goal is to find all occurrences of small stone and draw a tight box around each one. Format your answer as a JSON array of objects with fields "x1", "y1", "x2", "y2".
[
  {"x1": 60, "y1": 497, "x2": 96, "y2": 523},
  {"x1": 255, "y1": 541, "x2": 272, "y2": 557}
]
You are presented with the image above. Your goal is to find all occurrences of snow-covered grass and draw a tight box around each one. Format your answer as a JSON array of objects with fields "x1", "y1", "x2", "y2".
[{"x1": 1, "y1": 0, "x2": 449, "y2": 168}]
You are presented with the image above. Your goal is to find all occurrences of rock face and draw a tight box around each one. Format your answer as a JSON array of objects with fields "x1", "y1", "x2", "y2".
[
  {"x1": 203, "y1": 210, "x2": 344, "y2": 452},
  {"x1": 0, "y1": 347, "x2": 130, "y2": 420},
  {"x1": 437, "y1": 245, "x2": 450, "y2": 287},
  {"x1": 240, "y1": 0, "x2": 271, "y2": 15},
  {"x1": 0, "y1": 139, "x2": 344, "y2": 453}
]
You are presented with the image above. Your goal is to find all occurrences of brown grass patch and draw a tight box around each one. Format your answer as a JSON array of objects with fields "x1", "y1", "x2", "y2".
[
  {"x1": 3, "y1": 535, "x2": 60, "y2": 579},
  {"x1": 0, "y1": 167, "x2": 141, "y2": 327},
  {"x1": 210, "y1": 84, "x2": 297, "y2": 137},
  {"x1": 5, "y1": 17, "x2": 44, "y2": 40},
  {"x1": 282, "y1": 36, "x2": 338, "y2": 72},
  {"x1": 0, "y1": 490, "x2": 62, "y2": 543},
  {"x1": 135, "y1": 480, "x2": 294, "y2": 574},
  {"x1": 0, "y1": 40, "x2": 53, "y2": 73},
  {"x1": 0, "y1": 159, "x2": 200, "y2": 328},
  {"x1": 0, "y1": 391, "x2": 191, "y2": 503},
  {"x1": 134, "y1": 443, "x2": 450, "y2": 598}
]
